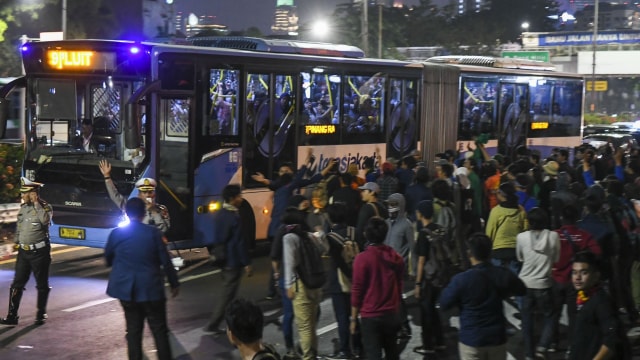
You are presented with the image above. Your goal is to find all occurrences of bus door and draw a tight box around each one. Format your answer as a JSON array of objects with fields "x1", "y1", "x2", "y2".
[
  {"x1": 497, "y1": 83, "x2": 529, "y2": 160},
  {"x1": 158, "y1": 97, "x2": 192, "y2": 244},
  {"x1": 245, "y1": 72, "x2": 298, "y2": 182},
  {"x1": 387, "y1": 77, "x2": 418, "y2": 160}
]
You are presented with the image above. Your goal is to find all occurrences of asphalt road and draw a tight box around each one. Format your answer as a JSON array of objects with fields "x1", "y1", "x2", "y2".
[{"x1": 0, "y1": 244, "x2": 639, "y2": 359}]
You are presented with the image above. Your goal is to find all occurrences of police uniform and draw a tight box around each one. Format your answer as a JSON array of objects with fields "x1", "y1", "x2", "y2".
[
  {"x1": 104, "y1": 176, "x2": 170, "y2": 233},
  {"x1": 0, "y1": 177, "x2": 52, "y2": 326}
]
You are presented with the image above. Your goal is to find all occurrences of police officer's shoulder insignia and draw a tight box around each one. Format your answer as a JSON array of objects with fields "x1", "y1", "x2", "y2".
[{"x1": 158, "y1": 204, "x2": 169, "y2": 218}]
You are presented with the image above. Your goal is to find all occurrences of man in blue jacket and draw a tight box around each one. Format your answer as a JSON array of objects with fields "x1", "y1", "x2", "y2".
[
  {"x1": 105, "y1": 197, "x2": 180, "y2": 360},
  {"x1": 205, "y1": 184, "x2": 252, "y2": 334},
  {"x1": 439, "y1": 233, "x2": 526, "y2": 360}
]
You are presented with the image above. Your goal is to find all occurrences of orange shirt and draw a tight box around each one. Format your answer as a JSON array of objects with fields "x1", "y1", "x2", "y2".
[{"x1": 485, "y1": 173, "x2": 501, "y2": 210}]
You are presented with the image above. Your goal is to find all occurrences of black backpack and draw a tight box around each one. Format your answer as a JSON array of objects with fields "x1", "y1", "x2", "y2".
[
  {"x1": 295, "y1": 232, "x2": 326, "y2": 289},
  {"x1": 422, "y1": 225, "x2": 456, "y2": 287},
  {"x1": 253, "y1": 343, "x2": 281, "y2": 360}
]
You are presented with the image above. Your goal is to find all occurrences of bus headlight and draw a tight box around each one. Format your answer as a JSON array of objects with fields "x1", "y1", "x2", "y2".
[{"x1": 208, "y1": 201, "x2": 221, "y2": 213}]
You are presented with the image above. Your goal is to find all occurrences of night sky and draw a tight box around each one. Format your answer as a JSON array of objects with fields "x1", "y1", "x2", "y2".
[{"x1": 175, "y1": 0, "x2": 425, "y2": 34}]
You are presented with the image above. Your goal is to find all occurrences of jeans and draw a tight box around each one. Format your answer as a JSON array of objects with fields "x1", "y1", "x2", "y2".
[
  {"x1": 550, "y1": 282, "x2": 576, "y2": 347},
  {"x1": 360, "y1": 312, "x2": 402, "y2": 360},
  {"x1": 418, "y1": 282, "x2": 444, "y2": 348},
  {"x1": 120, "y1": 299, "x2": 172, "y2": 360},
  {"x1": 208, "y1": 267, "x2": 243, "y2": 328},
  {"x1": 331, "y1": 292, "x2": 361, "y2": 354},
  {"x1": 279, "y1": 277, "x2": 295, "y2": 349},
  {"x1": 521, "y1": 287, "x2": 554, "y2": 357}
]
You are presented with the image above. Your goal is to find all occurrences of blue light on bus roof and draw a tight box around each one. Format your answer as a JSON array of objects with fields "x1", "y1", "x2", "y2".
[
  {"x1": 130, "y1": 46, "x2": 140, "y2": 54},
  {"x1": 21, "y1": 45, "x2": 29, "y2": 52}
]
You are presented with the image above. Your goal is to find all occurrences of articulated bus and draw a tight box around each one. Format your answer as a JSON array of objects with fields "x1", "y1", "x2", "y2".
[
  {"x1": 425, "y1": 56, "x2": 584, "y2": 158},
  {"x1": 0, "y1": 39, "x2": 583, "y2": 249}
]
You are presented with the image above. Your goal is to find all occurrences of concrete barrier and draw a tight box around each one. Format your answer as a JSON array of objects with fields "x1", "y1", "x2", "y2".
[{"x1": 0, "y1": 203, "x2": 20, "y2": 224}]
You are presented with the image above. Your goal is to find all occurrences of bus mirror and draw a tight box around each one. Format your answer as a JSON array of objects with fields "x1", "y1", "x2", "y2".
[
  {"x1": 124, "y1": 103, "x2": 141, "y2": 149},
  {"x1": 0, "y1": 98, "x2": 9, "y2": 139}
]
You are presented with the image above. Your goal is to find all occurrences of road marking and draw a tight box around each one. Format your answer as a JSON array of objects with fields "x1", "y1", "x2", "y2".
[
  {"x1": 62, "y1": 298, "x2": 117, "y2": 312},
  {"x1": 60, "y1": 268, "x2": 221, "y2": 313}
]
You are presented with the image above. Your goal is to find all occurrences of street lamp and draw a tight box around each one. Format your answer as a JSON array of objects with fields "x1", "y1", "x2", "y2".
[
  {"x1": 521, "y1": 22, "x2": 530, "y2": 31},
  {"x1": 310, "y1": 20, "x2": 331, "y2": 40}
]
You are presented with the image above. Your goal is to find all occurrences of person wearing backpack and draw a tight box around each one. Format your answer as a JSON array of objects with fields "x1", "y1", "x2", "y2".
[
  {"x1": 322, "y1": 203, "x2": 363, "y2": 360},
  {"x1": 350, "y1": 217, "x2": 404, "y2": 360},
  {"x1": 432, "y1": 179, "x2": 460, "y2": 268},
  {"x1": 413, "y1": 200, "x2": 447, "y2": 355},
  {"x1": 224, "y1": 298, "x2": 282, "y2": 360},
  {"x1": 282, "y1": 208, "x2": 329, "y2": 360}
]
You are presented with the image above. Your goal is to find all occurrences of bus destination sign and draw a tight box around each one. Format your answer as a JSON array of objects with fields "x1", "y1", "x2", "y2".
[
  {"x1": 47, "y1": 50, "x2": 116, "y2": 71},
  {"x1": 305, "y1": 125, "x2": 336, "y2": 135}
]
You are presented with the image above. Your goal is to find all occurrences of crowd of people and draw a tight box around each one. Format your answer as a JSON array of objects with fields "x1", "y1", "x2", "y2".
[{"x1": 228, "y1": 139, "x2": 640, "y2": 360}]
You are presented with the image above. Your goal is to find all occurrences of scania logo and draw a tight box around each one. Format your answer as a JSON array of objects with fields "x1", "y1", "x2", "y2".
[{"x1": 64, "y1": 201, "x2": 82, "y2": 207}]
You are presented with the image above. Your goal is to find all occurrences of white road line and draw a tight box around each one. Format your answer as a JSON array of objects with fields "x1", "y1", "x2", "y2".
[
  {"x1": 63, "y1": 268, "x2": 221, "y2": 313},
  {"x1": 62, "y1": 298, "x2": 117, "y2": 312}
]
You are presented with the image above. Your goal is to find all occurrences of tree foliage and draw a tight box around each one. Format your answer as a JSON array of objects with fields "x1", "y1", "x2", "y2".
[
  {"x1": 0, "y1": 0, "x2": 118, "y2": 77},
  {"x1": 329, "y1": 0, "x2": 559, "y2": 58}
]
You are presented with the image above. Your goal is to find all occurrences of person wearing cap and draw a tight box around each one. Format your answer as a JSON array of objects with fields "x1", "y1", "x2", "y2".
[
  {"x1": 0, "y1": 177, "x2": 52, "y2": 326},
  {"x1": 539, "y1": 160, "x2": 559, "y2": 215},
  {"x1": 99, "y1": 159, "x2": 170, "y2": 233},
  {"x1": 356, "y1": 182, "x2": 388, "y2": 248}
]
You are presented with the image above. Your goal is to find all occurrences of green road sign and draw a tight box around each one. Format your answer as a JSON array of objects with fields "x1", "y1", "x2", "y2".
[{"x1": 501, "y1": 51, "x2": 550, "y2": 62}]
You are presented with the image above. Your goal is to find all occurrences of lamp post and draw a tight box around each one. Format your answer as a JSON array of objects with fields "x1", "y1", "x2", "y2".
[
  {"x1": 62, "y1": 0, "x2": 67, "y2": 39},
  {"x1": 591, "y1": 1, "x2": 599, "y2": 113},
  {"x1": 361, "y1": 0, "x2": 369, "y2": 56},
  {"x1": 377, "y1": 2, "x2": 382, "y2": 58}
]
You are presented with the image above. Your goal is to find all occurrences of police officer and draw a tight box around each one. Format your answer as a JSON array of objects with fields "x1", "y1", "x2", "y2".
[
  {"x1": 0, "y1": 177, "x2": 52, "y2": 326},
  {"x1": 99, "y1": 159, "x2": 170, "y2": 233}
]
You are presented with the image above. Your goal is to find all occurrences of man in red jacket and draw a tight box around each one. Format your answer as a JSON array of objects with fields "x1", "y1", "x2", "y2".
[
  {"x1": 550, "y1": 204, "x2": 601, "y2": 353},
  {"x1": 350, "y1": 217, "x2": 404, "y2": 360}
]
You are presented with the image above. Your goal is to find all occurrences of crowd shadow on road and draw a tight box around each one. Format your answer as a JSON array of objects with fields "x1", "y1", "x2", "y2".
[{"x1": 0, "y1": 323, "x2": 39, "y2": 348}]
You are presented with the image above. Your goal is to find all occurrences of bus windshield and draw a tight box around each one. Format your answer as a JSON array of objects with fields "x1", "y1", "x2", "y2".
[{"x1": 25, "y1": 77, "x2": 146, "y2": 166}]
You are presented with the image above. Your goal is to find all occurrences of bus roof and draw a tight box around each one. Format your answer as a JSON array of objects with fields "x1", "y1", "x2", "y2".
[
  {"x1": 187, "y1": 36, "x2": 365, "y2": 58},
  {"x1": 426, "y1": 55, "x2": 556, "y2": 71}
]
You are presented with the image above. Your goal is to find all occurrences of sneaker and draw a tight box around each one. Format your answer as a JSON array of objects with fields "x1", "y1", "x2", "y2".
[
  {"x1": 283, "y1": 349, "x2": 301, "y2": 360},
  {"x1": 323, "y1": 351, "x2": 352, "y2": 360},
  {"x1": 534, "y1": 351, "x2": 547, "y2": 359},
  {"x1": 413, "y1": 346, "x2": 435, "y2": 355},
  {"x1": 547, "y1": 343, "x2": 557, "y2": 353},
  {"x1": 397, "y1": 328, "x2": 412, "y2": 339}
]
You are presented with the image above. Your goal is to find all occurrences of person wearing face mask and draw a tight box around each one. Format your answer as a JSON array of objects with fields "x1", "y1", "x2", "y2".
[
  {"x1": 384, "y1": 193, "x2": 415, "y2": 340},
  {"x1": 99, "y1": 159, "x2": 170, "y2": 233}
]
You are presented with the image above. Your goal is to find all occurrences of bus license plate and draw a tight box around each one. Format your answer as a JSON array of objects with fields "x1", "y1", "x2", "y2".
[{"x1": 60, "y1": 227, "x2": 86, "y2": 240}]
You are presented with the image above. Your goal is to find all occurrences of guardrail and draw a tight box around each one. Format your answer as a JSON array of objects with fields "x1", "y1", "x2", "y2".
[{"x1": 0, "y1": 203, "x2": 20, "y2": 224}]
